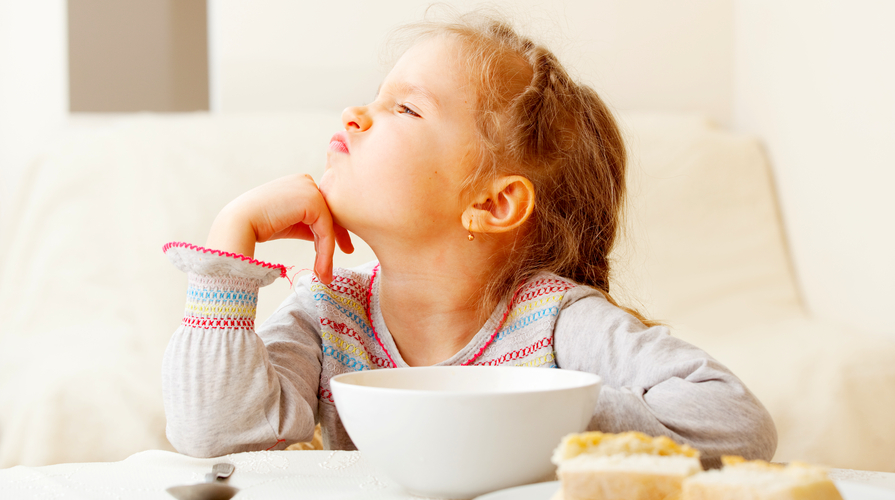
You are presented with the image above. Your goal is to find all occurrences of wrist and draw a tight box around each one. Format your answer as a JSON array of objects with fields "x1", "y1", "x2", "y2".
[{"x1": 206, "y1": 205, "x2": 258, "y2": 258}]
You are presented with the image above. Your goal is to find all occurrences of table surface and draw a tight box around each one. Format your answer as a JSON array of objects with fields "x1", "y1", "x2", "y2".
[{"x1": 1, "y1": 450, "x2": 894, "y2": 499}]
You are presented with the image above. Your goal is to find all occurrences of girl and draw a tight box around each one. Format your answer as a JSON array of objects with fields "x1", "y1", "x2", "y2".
[{"x1": 161, "y1": 12, "x2": 776, "y2": 468}]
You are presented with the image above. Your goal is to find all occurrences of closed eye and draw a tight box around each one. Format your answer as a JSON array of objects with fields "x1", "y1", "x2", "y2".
[{"x1": 397, "y1": 103, "x2": 421, "y2": 118}]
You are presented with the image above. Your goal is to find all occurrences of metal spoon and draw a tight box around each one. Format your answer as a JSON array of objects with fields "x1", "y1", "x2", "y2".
[{"x1": 167, "y1": 463, "x2": 239, "y2": 500}]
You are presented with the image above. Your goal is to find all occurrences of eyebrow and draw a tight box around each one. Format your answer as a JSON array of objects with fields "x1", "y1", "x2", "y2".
[{"x1": 377, "y1": 82, "x2": 441, "y2": 110}]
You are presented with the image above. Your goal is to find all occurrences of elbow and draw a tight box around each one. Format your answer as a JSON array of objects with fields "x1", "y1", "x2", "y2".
[
  {"x1": 723, "y1": 398, "x2": 779, "y2": 463},
  {"x1": 750, "y1": 407, "x2": 779, "y2": 461},
  {"x1": 166, "y1": 425, "x2": 243, "y2": 459},
  {"x1": 697, "y1": 387, "x2": 779, "y2": 466}
]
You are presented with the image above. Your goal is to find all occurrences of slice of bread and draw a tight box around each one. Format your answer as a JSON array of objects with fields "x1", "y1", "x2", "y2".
[
  {"x1": 550, "y1": 432, "x2": 702, "y2": 500},
  {"x1": 681, "y1": 456, "x2": 843, "y2": 500}
]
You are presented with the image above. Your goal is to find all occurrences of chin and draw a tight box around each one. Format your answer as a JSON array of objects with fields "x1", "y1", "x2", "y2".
[{"x1": 326, "y1": 201, "x2": 361, "y2": 234}]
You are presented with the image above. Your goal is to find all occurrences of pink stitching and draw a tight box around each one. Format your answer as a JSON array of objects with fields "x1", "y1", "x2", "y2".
[
  {"x1": 461, "y1": 284, "x2": 524, "y2": 366},
  {"x1": 162, "y1": 241, "x2": 288, "y2": 278},
  {"x1": 327, "y1": 282, "x2": 367, "y2": 304},
  {"x1": 476, "y1": 336, "x2": 554, "y2": 366},
  {"x1": 319, "y1": 317, "x2": 393, "y2": 370},
  {"x1": 265, "y1": 439, "x2": 286, "y2": 451},
  {"x1": 365, "y1": 264, "x2": 398, "y2": 368},
  {"x1": 517, "y1": 280, "x2": 574, "y2": 303},
  {"x1": 361, "y1": 263, "x2": 528, "y2": 368},
  {"x1": 319, "y1": 386, "x2": 335, "y2": 403},
  {"x1": 182, "y1": 316, "x2": 255, "y2": 330}
]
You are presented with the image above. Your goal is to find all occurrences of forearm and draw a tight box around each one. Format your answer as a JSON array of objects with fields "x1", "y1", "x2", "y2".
[
  {"x1": 588, "y1": 362, "x2": 777, "y2": 468},
  {"x1": 555, "y1": 289, "x2": 777, "y2": 467},
  {"x1": 161, "y1": 244, "x2": 319, "y2": 457},
  {"x1": 162, "y1": 325, "x2": 316, "y2": 457}
]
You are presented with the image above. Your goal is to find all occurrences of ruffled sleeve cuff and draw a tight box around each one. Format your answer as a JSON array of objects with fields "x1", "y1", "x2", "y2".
[
  {"x1": 163, "y1": 241, "x2": 286, "y2": 287},
  {"x1": 163, "y1": 242, "x2": 289, "y2": 331}
]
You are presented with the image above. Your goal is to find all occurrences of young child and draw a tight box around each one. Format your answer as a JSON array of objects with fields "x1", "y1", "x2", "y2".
[{"x1": 161, "y1": 12, "x2": 776, "y2": 468}]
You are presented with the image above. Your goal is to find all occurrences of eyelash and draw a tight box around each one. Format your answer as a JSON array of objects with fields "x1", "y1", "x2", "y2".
[{"x1": 397, "y1": 103, "x2": 421, "y2": 118}]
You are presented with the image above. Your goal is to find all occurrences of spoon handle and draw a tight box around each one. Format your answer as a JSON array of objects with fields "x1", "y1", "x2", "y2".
[{"x1": 205, "y1": 463, "x2": 235, "y2": 482}]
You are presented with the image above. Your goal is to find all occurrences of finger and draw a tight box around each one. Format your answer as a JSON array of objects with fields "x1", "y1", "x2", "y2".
[
  {"x1": 270, "y1": 224, "x2": 315, "y2": 242},
  {"x1": 309, "y1": 216, "x2": 336, "y2": 285},
  {"x1": 333, "y1": 222, "x2": 354, "y2": 254}
]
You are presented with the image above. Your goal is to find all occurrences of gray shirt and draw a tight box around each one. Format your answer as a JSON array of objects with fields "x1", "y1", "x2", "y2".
[{"x1": 162, "y1": 244, "x2": 777, "y2": 468}]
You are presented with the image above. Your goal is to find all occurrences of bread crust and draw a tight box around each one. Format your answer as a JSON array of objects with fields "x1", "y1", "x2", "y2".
[
  {"x1": 681, "y1": 480, "x2": 843, "y2": 500},
  {"x1": 559, "y1": 469, "x2": 685, "y2": 500},
  {"x1": 681, "y1": 458, "x2": 843, "y2": 500}
]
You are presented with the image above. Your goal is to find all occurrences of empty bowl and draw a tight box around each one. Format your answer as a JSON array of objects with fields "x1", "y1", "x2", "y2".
[{"x1": 330, "y1": 366, "x2": 601, "y2": 499}]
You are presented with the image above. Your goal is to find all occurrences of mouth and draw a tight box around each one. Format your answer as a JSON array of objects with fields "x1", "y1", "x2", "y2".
[{"x1": 329, "y1": 132, "x2": 350, "y2": 154}]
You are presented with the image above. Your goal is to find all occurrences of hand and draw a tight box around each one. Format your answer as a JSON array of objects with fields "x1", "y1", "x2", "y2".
[{"x1": 206, "y1": 174, "x2": 354, "y2": 284}]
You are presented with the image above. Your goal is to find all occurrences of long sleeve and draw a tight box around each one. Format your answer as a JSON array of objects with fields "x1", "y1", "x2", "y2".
[
  {"x1": 553, "y1": 287, "x2": 777, "y2": 468},
  {"x1": 161, "y1": 243, "x2": 322, "y2": 457}
]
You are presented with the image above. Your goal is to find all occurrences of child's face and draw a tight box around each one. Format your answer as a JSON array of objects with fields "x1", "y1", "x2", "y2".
[{"x1": 319, "y1": 36, "x2": 478, "y2": 246}]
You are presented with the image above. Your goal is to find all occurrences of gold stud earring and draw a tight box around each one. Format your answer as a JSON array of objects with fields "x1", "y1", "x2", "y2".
[{"x1": 467, "y1": 218, "x2": 475, "y2": 241}]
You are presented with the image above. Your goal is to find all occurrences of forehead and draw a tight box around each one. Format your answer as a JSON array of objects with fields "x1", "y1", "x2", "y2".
[{"x1": 383, "y1": 36, "x2": 474, "y2": 109}]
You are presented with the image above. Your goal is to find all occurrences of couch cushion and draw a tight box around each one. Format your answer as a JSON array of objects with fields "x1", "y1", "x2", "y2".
[{"x1": 612, "y1": 113, "x2": 801, "y2": 327}]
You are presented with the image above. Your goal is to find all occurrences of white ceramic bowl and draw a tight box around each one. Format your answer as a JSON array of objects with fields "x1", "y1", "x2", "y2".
[{"x1": 330, "y1": 366, "x2": 601, "y2": 499}]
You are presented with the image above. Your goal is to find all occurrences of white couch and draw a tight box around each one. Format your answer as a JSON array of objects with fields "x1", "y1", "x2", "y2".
[{"x1": 1, "y1": 112, "x2": 893, "y2": 472}]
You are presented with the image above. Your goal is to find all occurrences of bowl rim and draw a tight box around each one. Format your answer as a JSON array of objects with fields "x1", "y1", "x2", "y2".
[{"x1": 330, "y1": 365, "x2": 602, "y2": 397}]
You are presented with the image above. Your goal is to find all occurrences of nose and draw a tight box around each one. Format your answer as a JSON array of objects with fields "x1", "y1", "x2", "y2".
[{"x1": 342, "y1": 105, "x2": 372, "y2": 132}]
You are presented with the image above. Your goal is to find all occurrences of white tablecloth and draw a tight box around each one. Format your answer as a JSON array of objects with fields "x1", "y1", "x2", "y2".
[
  {"x1": 1, "y1": 450, "x2": 431, "y2": 500},
  {"x1": 1, "y1": 450, "x2": 894, "y2": 499}
]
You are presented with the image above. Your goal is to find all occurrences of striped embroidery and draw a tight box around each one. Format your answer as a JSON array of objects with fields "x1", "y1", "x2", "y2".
[
  {"x1": 485, "y1": 278, "x2": 573, "y2": 356},
  {"x1": 182, "y1": 316, "x2": 255, "y2": 330},
  {"x1": 316, "y1": 271, "x2": 381, "y2": 372},
  {"x1": 475, "y1": 335, "x2": 555, "y2": 367},
  {"x1": 323, "y1": 274, "x2": 368, "y2": 304},
  {"x1": 319, "y1": 319, "x2": 393, "y2": 369},
  {"x1": 185, "y1": 302, "x2": 256, "y2": 317},
  {"x1": 497, "y1": 305, "x2": 562, "y2": 341},
  {"x1": 507, "y1": 294, "x2": 564, "y2": 320},
  {"x1": 516, "y1": 280, "x2": 573, "y2": 302},
  {"x1": 313, "y1": 293, "x2": 374, "y2": 337},
  {"x1": 319, "y1": 386, "x2": 334, "y2": 403},
  {"x1": 310, "y1": 283, "x2": 366, "y2": 318},
  {"x1": 314, "y1": 269, "x2": 575, "y2": 398},
  {"x1": 320, "y1": 330, "x2": 385, "y2": 369},
  {"x1": 322, "y1": 343, "x2": 369, "y2": 371},
  {"x1": 517, "y1": 352, "x2": 557, "y2": 368},
  {"x1": 182, "y1": 274, "x2": 259, "y2": 330}
]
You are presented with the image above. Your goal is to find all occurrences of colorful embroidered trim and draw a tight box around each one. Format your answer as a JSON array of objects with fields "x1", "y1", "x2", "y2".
[
  {"x1": 162, "y1": 241, "x2": 288, "y2": 278},
  {"x1": 475, "y1": 335, "x2": 554, "y2": 366},
  {"x1": 497, "y1": 305, "x2": 562, "y2": 341},
  {"x1": 322, "y1": 343, "x2": 369, "y2": 371},
  {"x1": 182, "y1": 316, "x2": 255, "y2": 330},
  {"x1": 365, "y1": 265, "x2": 398, "y2": 368},
  {"x1": 464, "y1": 277, "x2": 571, "y2": 365},
  {"x1": 313, "y1": 292, "x2": 375, "y2": 337},
  {"x1": 461, "y1": 284, "x2": 523, "y2": 366},
  {"x1": 319, "y1": 327, "x2": 392, "y2": 370},
  {"x1": 319, "y1": 387, "x2": 335, "y2": 403},
  {"x1": 360, "y1": 266, "x2": 563, "y2": 367},
  {"x1": 310, "y1": 283, "x2": 367, "y2": 318},
  {"x1": 182, "y1": 274, "x2": 259, "y2": 331}
]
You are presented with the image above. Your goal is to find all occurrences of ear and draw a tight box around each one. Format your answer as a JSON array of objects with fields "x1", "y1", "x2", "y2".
[{"x1": 463, "y1": 175, "x2": 535, "y2": 234}]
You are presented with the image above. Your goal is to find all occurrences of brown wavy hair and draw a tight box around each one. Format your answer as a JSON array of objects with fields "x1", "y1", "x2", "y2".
[{"x1": 390, "y1": 9, "x2": 654, "y2": 325}]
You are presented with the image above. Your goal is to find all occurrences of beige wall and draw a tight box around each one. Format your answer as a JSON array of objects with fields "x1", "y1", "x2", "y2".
[
  {"x1": 3, "y1": 1, "x2": 892, "y2": 338},
  {"x1": 68, "y1": 0, "x2": 208, "y2": 112},
  {"x1": 210, "y1": 0, "x2": 735, "y2": 125},
  {"x1": 734, "y1": 0, "x2": 895, "y2": 336},
  {"x1": 0, "y1": 0, "x2": 67, "y2": 217}
]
